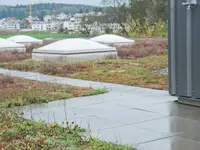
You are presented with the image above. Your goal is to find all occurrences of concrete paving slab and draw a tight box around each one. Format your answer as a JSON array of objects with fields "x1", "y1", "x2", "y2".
[
  {"x1": 106, "y1": 96, "x2": 173, "y2": 109},
  {"x1": 134, "y1": 101, "x2": 200, "y2": 120},
  {"x1": 178, "y1": 125, "x2": 200, "y2": 143},
  {"x1": 124, "y1": 87, "x2": 168, "y2": 95},
  {"x1": 67, "y1": 103, "x2": 128, "y2": 118},
  {"x1": 95, "y1": 108, "x2": 166, "y2": 125},
  {"x1": 137, "y1": 136, "x2": 200, "y2": 150},
  {"x1": 97, "y1": 124, "x2": 171, "y2": 145},
  {"x1": 75, "y1": 116, "x2": 123, "y2": 131},
  {"x1": 133, "y1": 116, "x2": 200, "y2": 135},
  {"x1": 77, "y1": 92, "x2": 126, "y2": 103}
]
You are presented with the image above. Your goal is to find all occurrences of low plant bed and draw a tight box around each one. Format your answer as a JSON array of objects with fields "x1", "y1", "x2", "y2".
[
  {"x1": 0, "y1": 52, "x2": 31, "y2": 63},
  {"x1": 0, "y1": 110, "x2": 134, "y2": 150},
  {"x1": 0, "y1": 54, "x2": 168, "y2": 90},
  {"x1": 117, "y1": 38, "x2": 168, "y2": 59},
  {"x1": 0, "y1": 75, "x2": 106, "y2": 108}
]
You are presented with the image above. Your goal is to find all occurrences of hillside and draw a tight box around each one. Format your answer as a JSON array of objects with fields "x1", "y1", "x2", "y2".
[{"x1": 0, "y1": 3, "x2": 103, "y2": 19}]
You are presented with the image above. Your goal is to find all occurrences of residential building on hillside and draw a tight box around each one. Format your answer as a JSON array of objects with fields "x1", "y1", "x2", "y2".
[
  {"x1": 26, "y1": 16, "x2": 40, "y2": 23},
  {"x1": 19, "y1": 21, "x2": 29, "y2": 29},
  {"x1": 0, "y1": 23, "x2": 3, "y2": 30},
  {"x1": 63, "y1": 21, "x2": 81, "y2": 32},
  {"x1": 32, "y1": 21, "x2": 63, "y2": 31},
  {"x1": 32, "y1": 22, "x2": 47, "y2": 31},
  {"x1": 56, "y1": 13, "x2": 67, "y2": 21},
  {"x1": 0, "y1": 11, "x2": 125, "y2": 34},
  {"x1": 43, "y1": 15, "x2": 54, "y2": 23},
  {"x1": 63, "y1": 19, "x2": 123, "y2": 34},
  {"x1": 0, "y1": 17, "x2": 22, "y2": 30},
  {"x1": 4, "y1": 22, "x2": 20, "y2": 30}
]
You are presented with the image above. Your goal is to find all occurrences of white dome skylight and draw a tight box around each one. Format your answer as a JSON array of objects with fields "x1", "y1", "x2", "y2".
[
  {"x1": 0, "y1": 38, "x2": 25, "y2": 52},
  {"x1": 90, "y1": 34, "x2": 135, "y2": 45},
  {"x1": 33, "y1": 38, "x2": 116, "y2": 54},
  {"x1": 7, "y1": 35, "x2": 42, "y2": 43}
]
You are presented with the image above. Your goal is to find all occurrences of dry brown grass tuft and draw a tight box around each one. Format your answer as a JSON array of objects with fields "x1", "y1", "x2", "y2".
[
  {"x1": 0, "y1": 75, "x2": 14, "y2": 88},
  {"x1": 39, "y1": 63, "x2": 93, "y2": 75},
  {"x1": 0, "y1": 52, "x2": 31, "y2": 62},
  {"x1": 117, "y1": 38, "x2": 168, "y2": 59}
]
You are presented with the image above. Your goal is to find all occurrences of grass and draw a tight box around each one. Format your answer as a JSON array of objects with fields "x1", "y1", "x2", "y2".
[
  {"x1": 1, "y1": 54, "x2": 168, "y2": 90},
  {"x1": 0, "y1": 75, "x2": 106, "y2": 108},
  {"x1": 0, "y1": 110, "x2": 135, "y2": 150},
  {"x1": 0, "y1": 31, "x2": 88, "y2": 39}
]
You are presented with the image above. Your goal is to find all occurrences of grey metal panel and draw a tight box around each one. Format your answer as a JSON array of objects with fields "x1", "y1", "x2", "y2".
[
  {"x1": 192, "y1": 0, "x2": 200, "y2": 98},
  {"x1": 169, "y1": 0, "x2": 200, "y2": 104},
  {"x1": 168, "y1": 0, "x2": 177, "y2": 95},
  {"x1": 176, "y1": 0, "x2": 188, "y2": 96},
  {"x1": 168, "y1": 0, "x2": 172, "y2": 94}
]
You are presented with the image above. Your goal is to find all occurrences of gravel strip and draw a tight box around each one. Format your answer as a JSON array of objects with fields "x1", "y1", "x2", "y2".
[{"x1": 154, "y1": 68, "x2": 168, "y2": 76}]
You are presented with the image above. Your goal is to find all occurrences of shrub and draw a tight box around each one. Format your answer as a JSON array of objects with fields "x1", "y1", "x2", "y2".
[
  {"x1": 117, "y1": 38, "x2": 168, "y2": 59},
  {"x1": 128, "y1": 19, "x2": 168, "y2": 37}
]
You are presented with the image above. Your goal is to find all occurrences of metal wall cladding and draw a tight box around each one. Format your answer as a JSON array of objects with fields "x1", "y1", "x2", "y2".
[
  {"x1": 169, "y1": 0, "x2": 200, "y2": 99},
  {"x1": 192, "y1": 0, "x2": 200, "y2": 98}
]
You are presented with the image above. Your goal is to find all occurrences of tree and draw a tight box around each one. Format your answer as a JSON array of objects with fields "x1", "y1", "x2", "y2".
[
  {"x1": 80, "y1": 16, "x2": 91, "y2": 36},
  {"x1": 0, "y1": 4, "x2": 101, "y2": 19},
  {"x1": 104, "y1": 26, "x2": 113, "y2": 34},
  {"x1": 79, "y1": 8, "x2": 83, "y2": 13},
  {"x1": 102, "y1": 0, "x2": 129, "y2": 35},
  {"x1": 57, "y1": 23, "x2": 64, "y2": 33},
  {"x1": 101, "y1": 0, "x2": 168, "y2": 36}
]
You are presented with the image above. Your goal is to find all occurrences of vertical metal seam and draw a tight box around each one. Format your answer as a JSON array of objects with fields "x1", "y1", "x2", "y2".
[
  {"x1": 186, "y1": 8, "x2": 193, "y2": 96},
  {"x1": 170, "y1": 0, "x2": 176, "y2": 95}
]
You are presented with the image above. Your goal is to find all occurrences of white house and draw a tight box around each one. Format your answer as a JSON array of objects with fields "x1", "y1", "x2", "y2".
[
  {"x1": 73, "y1": 14, "x2": 83, "y2": 22},
  {"x1": 32, "y1": 22, "x2": 47, "y2": 31},
  {"x1": 56, "y1": 13, "x2": 67, "y2": 21},
  {"x1": 0, "y1": 20, "x2": 4, "y2": 30},
  {"x1": 4, "y1": 22, "x2": 20, "y2": 30},
  {"x1": 87, "y1": 21, "x2": 103, "y2": 34},
  {"x1": 85, "y1": 22, "x2": 122, "y2": 34},
  {"x1": 106, "y1": 23, "x2": 122, "y2": 33},
  {"x1": 43, "y1": 15, "x2": 53, "y2": 23},
  {"x1": 50, "y1": 21, "x2": 63, "y2": 31},
  {"x1": 26, "y1": 16, "x2": 40, "y2": 22},
  {"x1": 63, "y1": 20, "x2": 81, "y2": 32},
  {"x1": 63, "y1": 19, "x2": 123, "y2": 34},
  {"x1": 0, "y1": 24, "x2": 3, "y2": 30},
  {"x1": 0, "y1": 17, "x2": 21, "y2": 30},
  {"x1": 33, "y1": 21, "x2": 63, "y2": 31}
]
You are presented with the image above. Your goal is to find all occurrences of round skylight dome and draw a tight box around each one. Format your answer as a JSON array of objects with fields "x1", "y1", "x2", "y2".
[
  {"x1": 32, "y1": 38, "x2": 117, "y2": 62},
  {"x1": 7, "y1": 35, "x2": 42, "y2": 44},
  {"x1": 90, "y1": 34, "x2": 135, "y2": 45},
  {"x1": 0, "y1": 38, "x2": 25, "y2": 52},
  {"x1": 33, "y1": 38, "x2": 116, "y2": 54}
]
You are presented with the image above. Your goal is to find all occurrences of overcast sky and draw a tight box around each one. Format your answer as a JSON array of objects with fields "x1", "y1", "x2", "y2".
[{"x1": 0, "y1": 0, "x2": 102, "y2": 6}]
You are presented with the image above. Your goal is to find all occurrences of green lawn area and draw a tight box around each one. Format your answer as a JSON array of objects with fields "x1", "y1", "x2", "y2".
[
  {"x1": 0, "y1": 75, "x2": 106, "y2": 108},
  {"x1": 0, "y1": 110, "x2": 135, "y2": 150},
  {"x1": 0, "y1": 31, "x2": 88, "y2": 39},
  {"x1": 1, "y1": 54, "x2": 168, "y2": 90}
]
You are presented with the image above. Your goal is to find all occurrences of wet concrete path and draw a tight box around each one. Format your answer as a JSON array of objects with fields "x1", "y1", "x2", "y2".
[{"x1": 1, "y1": 68, "x2": 200, "y2": 150}]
